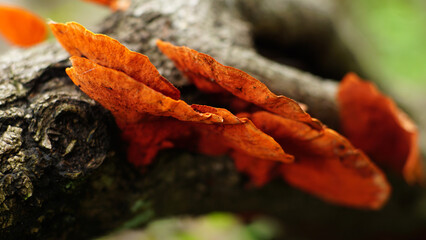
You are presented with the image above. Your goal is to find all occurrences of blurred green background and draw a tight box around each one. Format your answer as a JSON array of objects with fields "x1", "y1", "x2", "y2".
[
  {"x1": 350, "y1": 0, "x2": 426, "y2": 90},
  {"x1": 342, "y1": 0, "x2": 426, "y2": 113}
]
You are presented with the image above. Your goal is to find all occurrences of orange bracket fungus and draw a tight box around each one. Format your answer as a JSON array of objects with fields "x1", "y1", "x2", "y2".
[
  {"x1": 50, "y1": 21, "x2": 392, "y2": 209},
  {"x1": 157, "y1": 41, "x2": 391, "y2": 209},
  {"x1": 83, "y1": 0, "x2": 131, "y2": 11},
  {"x1": 49, "y1": 21, "x2": 180, "y2": 100},
  {"x1": 51, "y1": 22, "x2": 291, "y2": 167},
  {"x1": 156, "y1": 40, "x2": 322, "y2": 131},
  {"x1": 242, "y1": 111, "x2": 389, "y2": 209},
  {"x1": 338, "y1": 73, "x2": 423, "y2": 184},
  {"x1": 0, "y1": 5, "x2": 47, "y2": 47},
  {"x1": 67, "y1": 57, "x2": 291, "y2": 164}
]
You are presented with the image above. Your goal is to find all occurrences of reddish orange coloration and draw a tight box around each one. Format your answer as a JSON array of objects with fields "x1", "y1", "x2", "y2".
[
  {"x1": 338, "y1": 73, "x2": 423, "y2": 184},
  {"x1": 53, "y1": 22, "x2": 291, "y2": 167},
  {"x1": 0, "y1": 5, "x2": 46, "y2": 47},
  {"x1": 156, "y1": 40, "x2": 322, "y2": 130},
  {"x1": 237, "y1": 111, "x2": 391, "y2": 209},
  {"x1": 65, "y1": 57, "x2": 219, "y2": 125},
  {"x1": 49, "y1": 22, "x2": 180, "y2": 100},
  {"x1": 66, "y1": 56, "x2": 291, "y2": 166},
  {"x1": 157, "y1": 39, "x2": 392, "y2": 208},
  {"x1": 83, "y1": 0, "x2": 131, "y2": 11},
  {"x1": 51, "y1": 21, "x2": 395, "y2": 209},
  {"x1": 232, "y1": 151, "x2": 278, "y2": 186}
]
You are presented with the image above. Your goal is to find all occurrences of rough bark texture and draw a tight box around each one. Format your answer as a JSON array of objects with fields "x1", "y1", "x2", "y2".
[
  {"x1": 0, "y1": 0, "x2": 425, "y2": 239},
  {"x1": 0, "y1": 43, "x2": 115, "y2": 237}
]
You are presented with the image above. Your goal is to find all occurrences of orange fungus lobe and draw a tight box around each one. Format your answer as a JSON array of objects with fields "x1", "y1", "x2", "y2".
[
  {"x1": 49, "y1": 21, "x2": 180, "y2": 100},
  {"x1": 238, "y1": 111, "x2": 391, "y2": 209},
  {"x1": 0, "y1": 5, "x2": 47, "y2": 47},
  {"x1": 338, "y1": 73, "x2": 423, "y2": 184},
  {"x1": 156, "y1": 40, "x2": 322, "y2": 130}
]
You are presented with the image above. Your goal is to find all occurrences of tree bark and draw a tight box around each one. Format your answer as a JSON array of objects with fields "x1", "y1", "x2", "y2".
[{"x1": 0, "y1": 0, "x2": 425, "y2": 239}]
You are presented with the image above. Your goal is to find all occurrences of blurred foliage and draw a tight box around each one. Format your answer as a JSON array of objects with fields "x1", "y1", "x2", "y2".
[
  {"x1": 344, "y1": 0, "x2": 426, "y2": 92},
  {"x1": 98, "y1": 213, "x2": 281, "y2": 240}
]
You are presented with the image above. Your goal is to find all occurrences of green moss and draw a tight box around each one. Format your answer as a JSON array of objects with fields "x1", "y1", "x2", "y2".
[
  {"x1": 131, "y1": 199, "x2": 152, "y2": 213},
  {"x1": 64, "y1": 181, "x2": 75, "y2": 190},
  {"x1": 119, "y1": 209, "x2": 155, "y2": 230},
  {"x1": 205, "y1": 212, "x2": 239, "y2": 229}
]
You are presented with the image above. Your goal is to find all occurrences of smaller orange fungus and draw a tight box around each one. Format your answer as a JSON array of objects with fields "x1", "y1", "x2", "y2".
[
  {"x1": 83, "y1": 0, "x2": 131, "y2": 11},
  {"x1": 0, "y1": 5, "x2": 46, "y2": 47},
  {"x1": 338, "y1": 73, "x2": 423, "y2": 184}
]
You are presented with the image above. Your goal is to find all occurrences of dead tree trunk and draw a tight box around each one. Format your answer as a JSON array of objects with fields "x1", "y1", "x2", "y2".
[{"x1": 0, "y1": 0, "x2": 425, "y2": 239}]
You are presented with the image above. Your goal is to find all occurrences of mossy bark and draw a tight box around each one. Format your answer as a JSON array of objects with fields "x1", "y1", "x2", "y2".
[{"x1": 0, "y1": 0, "x2": 425, "y2": 239}]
